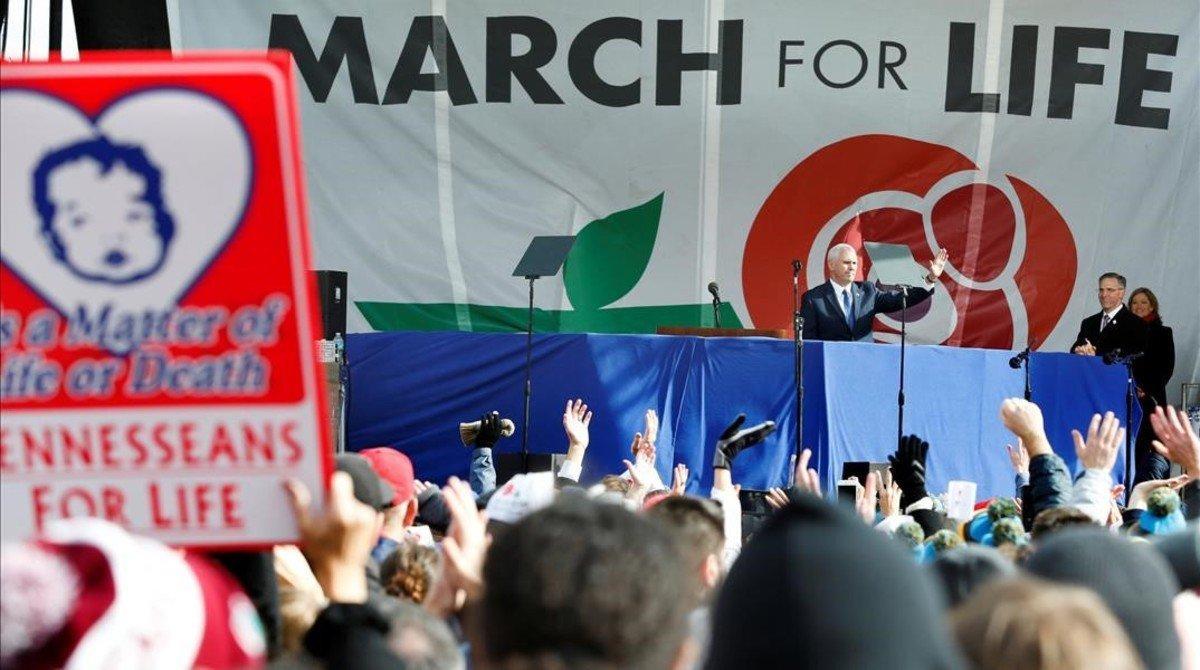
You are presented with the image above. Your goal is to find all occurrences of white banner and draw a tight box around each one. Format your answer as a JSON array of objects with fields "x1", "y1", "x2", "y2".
[{"x1": 177, "y1": 1, "x2": 1200, "y2": 395}]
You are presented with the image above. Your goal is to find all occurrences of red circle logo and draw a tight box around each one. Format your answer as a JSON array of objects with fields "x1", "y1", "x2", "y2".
[{"x1": 742, "y1": 134, "x2": 1076, "y2": 349}]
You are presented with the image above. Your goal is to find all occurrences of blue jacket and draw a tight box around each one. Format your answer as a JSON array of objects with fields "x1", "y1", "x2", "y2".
[{"x1": 799, "y1": 280, "x2": 934, "y2": 342}]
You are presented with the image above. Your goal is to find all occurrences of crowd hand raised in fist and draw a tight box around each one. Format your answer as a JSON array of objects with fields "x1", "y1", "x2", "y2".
[{"x1": 999, "y1": 397, "x2": 1053, "y2": 457}]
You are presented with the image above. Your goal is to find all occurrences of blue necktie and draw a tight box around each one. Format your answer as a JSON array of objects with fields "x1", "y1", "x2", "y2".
[{"x1": 843, "y1": 289, "x2": 854, "y2": 329}]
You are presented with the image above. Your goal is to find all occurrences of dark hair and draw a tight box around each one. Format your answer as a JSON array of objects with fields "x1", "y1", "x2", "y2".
[
  {"x1": 1031, "y1": 506, "x2": 1096, "y2": 540},
  {"x1": 1097, "y1": 272, "x2": 1126, "y2": 289},
  {"x1": 646, "y1": 496, "x2": 725, "y2": 601},
  {"x1": 1128, "y1": 287, "x2": 1161, "y2": 317},
  {"x1": 482, "y1": 497, "x2": 691, "y2": 670},
  {"x1": 385, "y1": 600, "x2": 465, "y2": 670},
  {"x1": 381, "y1": 541, "x2": 441, "y2": 604},
  {"x1": 32, "y1": 136, "x2": 176, "y2": 283}
]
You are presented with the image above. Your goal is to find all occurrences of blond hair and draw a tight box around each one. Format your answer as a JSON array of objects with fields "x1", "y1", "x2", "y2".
[{"x1": 951, "y1": 577, "x2": 1142, "y2": 670}]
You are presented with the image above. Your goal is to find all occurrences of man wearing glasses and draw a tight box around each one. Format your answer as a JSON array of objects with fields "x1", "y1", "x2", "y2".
[{"x1": 1071, "y1": 272, "x2": 1147, "y2": 359}]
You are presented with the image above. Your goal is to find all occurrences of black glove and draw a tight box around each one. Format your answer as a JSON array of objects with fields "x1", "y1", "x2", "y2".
[
  {"x1": 888, "y1": 434, "x2": 930, "y2": 510},
  {"x1": 713, "y1": 414, "x2": 776, "y2": 470},
  {"x1": 475, "y1": 411, "x2": 503, "y2": 450}
]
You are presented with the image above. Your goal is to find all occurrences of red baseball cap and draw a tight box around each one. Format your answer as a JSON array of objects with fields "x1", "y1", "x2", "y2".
[{"x1": 359, "y1": 447, "x2": 416, "y2": 507}]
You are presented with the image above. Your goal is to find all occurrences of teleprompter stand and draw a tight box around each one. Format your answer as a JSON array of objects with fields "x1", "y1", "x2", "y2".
[{"x1": 512, "y1": 235, "x2": 575, "y2": 473}]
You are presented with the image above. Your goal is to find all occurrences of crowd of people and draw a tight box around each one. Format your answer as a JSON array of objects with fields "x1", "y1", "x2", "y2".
[{"x1": 2, "y1": 387, "x2": 1198, "y2": 669}]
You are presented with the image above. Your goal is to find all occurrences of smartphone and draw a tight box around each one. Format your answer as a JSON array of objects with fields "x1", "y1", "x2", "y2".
[{"x1": 836, "y1": 479, "x2": 858, "y2": 508}]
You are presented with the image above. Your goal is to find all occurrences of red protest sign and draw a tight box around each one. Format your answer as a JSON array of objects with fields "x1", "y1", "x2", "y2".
[{"x1": 0, "y1": 52, "x2": 331, "y2": 548}]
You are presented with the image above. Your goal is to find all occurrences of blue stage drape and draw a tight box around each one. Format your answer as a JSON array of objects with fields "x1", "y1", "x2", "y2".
[{"x1": 346, "y1": 333, "x2": 1136, "y2": 500}]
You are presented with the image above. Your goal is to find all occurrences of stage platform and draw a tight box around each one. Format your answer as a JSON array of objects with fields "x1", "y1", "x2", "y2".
[{"x1": 346, "y1": 332, "x2": 1135, "y2": 499}]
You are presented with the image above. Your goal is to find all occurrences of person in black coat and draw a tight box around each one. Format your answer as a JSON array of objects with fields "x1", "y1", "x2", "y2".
[{"x1": 1129, "y1": 287, "x2": 1175, "y2": 483}]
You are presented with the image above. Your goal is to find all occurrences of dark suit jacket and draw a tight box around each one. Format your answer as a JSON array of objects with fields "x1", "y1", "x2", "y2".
[
  {"x1": 799, "y1": 281, "x2": 933, "y2": 342},
  {"x1": 1070, "y1": 307, "x2": 1147, "y2": 359}
]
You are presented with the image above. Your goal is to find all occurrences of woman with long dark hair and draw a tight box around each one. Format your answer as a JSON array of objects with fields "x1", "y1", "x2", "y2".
[{"x1": 1129, "y1": 287, "x2": 1175, "y2": 483}]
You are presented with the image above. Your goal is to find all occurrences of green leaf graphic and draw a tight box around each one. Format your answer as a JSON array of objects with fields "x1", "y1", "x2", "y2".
[{"x1": 562, "y1": 193, "x2": 663, "y2": 311}]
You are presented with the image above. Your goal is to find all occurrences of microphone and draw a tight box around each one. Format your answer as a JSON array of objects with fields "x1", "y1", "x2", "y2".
[
  {"x1": 792, "y1": 260, "x2": 802, "y2": 275},
  {"x1": 1008, "y1": 339, "x2": 1040, "y2": 369},
  {"x1": 1008, "y1": 349, "x2": 1029, "y2": 369},
  {"x1": 708, "y1": 282, "x2": 722, "y2": 328}
]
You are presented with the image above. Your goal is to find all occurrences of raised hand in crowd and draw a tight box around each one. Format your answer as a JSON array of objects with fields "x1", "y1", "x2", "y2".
[
  {"x1": 888, "y1": 434, "x2": 930, "y2": 509},
  {"x1": 999, "y1": 398, "x2": 1052, "y2": 456},
  {"x1": 562, "y1": 398, "x2": 592, "y2": 456},
  {"x1": 1151, "y1": 405, "x2": 1199, "y2": 473},
  {"x1": 671, "y1": 462, "x2": 689, "y2": 495},
  {"x1": 1006, "y1": 438, "x2": 1030, "y2": 480},
  {"x1": 853, "y1": 472, "x2": 880, "y2": 525},
  {"x1": 1072, "y1": 411, "x2": 1124, "y2": 472},
  {"x1": 643, "y1": 408, "x2": 659, "y2": 446},
  {"x1": 712, "y1": 413, "x2": 775, "y2": 470},
  {"x1": 440, "y1": 477, "x2": 489, "y2": 604},
  {"x1": 284, "y1": 472, "x2": 378, "y2": 604},
  {"x1": 1127, "y1": 474, "x2": 1191, "y2": 511},
  {"x1": 879, "y1": 468, "x2": 902, "y2": 518},
  {"x1": 765, "y1": 447, "x2": 820, "y2": 509},
  {"x1": 474, "y1": 411, "x2": 505, "y2": 449}
]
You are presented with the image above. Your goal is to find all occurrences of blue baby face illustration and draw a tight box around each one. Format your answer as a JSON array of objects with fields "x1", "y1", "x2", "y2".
[{"x1": 34, "y1": 137, "x2": 175, "y2": 284}]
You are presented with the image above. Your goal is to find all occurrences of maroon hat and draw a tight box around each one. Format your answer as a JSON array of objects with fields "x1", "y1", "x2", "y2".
[{"x1": 359, "y1": 447, "x2": 416, "y2": 507}]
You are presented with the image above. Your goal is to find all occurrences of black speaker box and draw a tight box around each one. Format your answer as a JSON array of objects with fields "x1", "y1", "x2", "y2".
[{"x1": 312, "y1": 270, "x2": 348, "y2": 340}]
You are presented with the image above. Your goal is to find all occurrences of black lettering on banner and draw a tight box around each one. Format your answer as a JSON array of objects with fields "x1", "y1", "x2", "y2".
[
  {"x1": 486, "y1": 16, "x2": 563, "y2": 104},
  {"x1": 944, "y1": 22, "x2": 1000, "y2": 112},
  {"x1": 813, "y1": 40, "x2": 867, "y2": 88},
  {"x1": 1047, "y1": 27, "x2": 1109, "y2": 120},
  {"x1": 1007, "y1": 25, "x2": 1038, "y2": 116},
  {"x1": 778, "y1": 40, "x2": 804, "y2": 87},
  {"x1": 383, "y1": 16, "x2": 477, "y2": 105},
  {"x1": 568, "y1": 17, "x2": 642, "y2": 107},
  {"x1": 878, "y1": 41, "x2": 907, "y2": 89},
  {"x1": 267, "y1": 14, "x2": 379, "y2": 104},
  {"x1": 655, "y1": 19, "x2": 743, "y2": 105},
  {"x1": 1116, "y1": 31, "x2": 1176, "y2": 130}
]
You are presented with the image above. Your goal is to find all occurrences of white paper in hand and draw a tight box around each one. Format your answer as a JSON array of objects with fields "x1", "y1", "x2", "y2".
[{"x1": 945, "y1": 480, "x2": 978, "y2": 521}]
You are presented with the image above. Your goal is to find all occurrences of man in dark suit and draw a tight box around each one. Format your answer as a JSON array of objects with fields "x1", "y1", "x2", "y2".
[
  {"x1": 800, "y1": 243, "x2": 949, "y2": 342},
  {"x1": 1070, "y1": 272, "x2": 1147, "y2": 359},
  {"x1": 1072, "y1": 273, "x2": 1154, "y2": 483}
]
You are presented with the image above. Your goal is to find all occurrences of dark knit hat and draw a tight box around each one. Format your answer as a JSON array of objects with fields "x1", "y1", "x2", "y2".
[
  {"x1": 1151, "y1": 522, "x2": 1200, "y2": 591},
  {"x1": 929, "y1": 546, "x2": 1016, "y2": 607},
  {"x1": 1025, "y1": 527, "x2": 1181, "y2": 670},
  {"x1": 705, "y1": 495, "x2": 962, "y2": 670}
]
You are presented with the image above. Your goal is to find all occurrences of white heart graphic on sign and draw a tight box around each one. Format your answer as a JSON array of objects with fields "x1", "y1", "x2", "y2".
[{"x1": 0, "y1": 88, "x2": 251, "y2": 350}]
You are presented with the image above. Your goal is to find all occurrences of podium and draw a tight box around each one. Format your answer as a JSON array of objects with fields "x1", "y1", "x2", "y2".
[{"x1": 655, "y1": 326, "x2": 788, "y2": 338}]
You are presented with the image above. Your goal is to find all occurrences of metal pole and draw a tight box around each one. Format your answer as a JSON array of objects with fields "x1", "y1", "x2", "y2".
[
  {"x1": 793, "y1": 261, "x2": 804, "y2": 484},
  {"x1": 897, "y1": 286, "x2": 908, "y2": 445},
  {"x1": 522, "y1": 276, "x2": 535, "y2": 473}
]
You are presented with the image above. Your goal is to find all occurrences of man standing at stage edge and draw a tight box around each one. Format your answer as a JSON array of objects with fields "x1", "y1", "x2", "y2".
[
  {"x1": 1071, "y1": 272, "x2": 1159, "y2": 482},
  {"x1": 1071, "y1": 272, "x2": 1147, "y2": 359},
  {"x1": 800, "y1": 243, "x2": 949, "y2": 342}
]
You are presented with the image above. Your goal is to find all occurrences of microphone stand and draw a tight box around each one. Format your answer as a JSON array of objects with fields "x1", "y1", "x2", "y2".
[
  {"x1": 522, "y1": 275, "x2": 535, "y2": 474},
  {"x1": 711, "y1": 296, "x2": 722, "y2": 328},
  {"x1": 792, "y1": 261, "x2": 804, "y2": 486},
  {"x1": 896, "y1": 285, "x2": 910, "y2": 445},
  {"x1": 1107, "y1": 350, "x2": 1142, "y2": 492}
]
